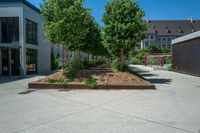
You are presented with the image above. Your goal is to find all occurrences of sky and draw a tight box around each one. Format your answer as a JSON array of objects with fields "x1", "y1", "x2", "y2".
[{"x1": 28, "y1": 0, "x2": 200, "y2": 26}]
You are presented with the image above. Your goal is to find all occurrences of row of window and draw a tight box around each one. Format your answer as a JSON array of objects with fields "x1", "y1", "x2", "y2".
[
  {"x1": 145, "y1": 35, "x2": 155, "y2": 40},
  {"x1": 144, "y1": 42, "x2": 171, "y2": 49},
  {"x1": 156, "y1": 37, "x2": 176, "y2": 42},
  {"x1": 0, "y1": 17, "x2": 38, "y2": 45}
]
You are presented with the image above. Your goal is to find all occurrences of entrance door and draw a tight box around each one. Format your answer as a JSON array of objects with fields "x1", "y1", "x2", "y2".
[
  {"x1": 11, "y1": 49, "x2": 20, "y2": 76},
  {"x1": 1, "y1": 48, "x2": 9, "y2": 75},
  {"x1": 1, "y1": 48, "x2": 20, "y2": 76}
]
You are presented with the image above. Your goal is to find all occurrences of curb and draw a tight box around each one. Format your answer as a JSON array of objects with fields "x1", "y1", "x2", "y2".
[{"x1": 28, "y1": 82, "x2": 156, "y2": 90}]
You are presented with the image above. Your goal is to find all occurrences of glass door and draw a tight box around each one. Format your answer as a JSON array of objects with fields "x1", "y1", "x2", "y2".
[
  {"x1": 11, "y1": 49, "x2": 20, "y2": 76},
  {"x1": 1, "y1": 48, "x2": 9, "y2": 75}
]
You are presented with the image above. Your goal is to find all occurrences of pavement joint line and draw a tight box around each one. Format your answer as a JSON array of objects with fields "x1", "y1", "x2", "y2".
[
  {"x1": 99, "y1": 107, "x2": 195, "y2": 133},
  {"x1": 96, "y1": 91, "x2": 145, "y2": 107},
  {"x1": 38, "y1": 90, "x2": 195, "y2": 133},
  {"x1": 13, "y1": 107, "x2": 93, "y2": 133}
]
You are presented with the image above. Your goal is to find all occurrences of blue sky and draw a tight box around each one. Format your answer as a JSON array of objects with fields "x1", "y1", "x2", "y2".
[{"x1": 28, "y1": 0, "x2": 200, "y2": 26}]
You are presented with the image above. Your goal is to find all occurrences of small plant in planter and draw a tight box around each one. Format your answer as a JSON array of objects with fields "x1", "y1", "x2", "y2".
[
  {"x1": 85, "y1": 76, "x2": 97, "y2": 89},
  {"x1": 48, "y1": 78, "x2": 74, "y2": 84}
]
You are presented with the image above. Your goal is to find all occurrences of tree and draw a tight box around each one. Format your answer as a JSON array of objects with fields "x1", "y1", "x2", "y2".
[
  {"x1": 148, "y1": 43, "x2": 171, "y2": 53},
  {"x1": 102, "y1": 0, "x2": 147, "y2": 70},
  {"x1": 41, "y1": 0, "x2": 90, "y2": 67},
  {"x1": 148, "y1": 43, "x2": 162, "y2": 53}
]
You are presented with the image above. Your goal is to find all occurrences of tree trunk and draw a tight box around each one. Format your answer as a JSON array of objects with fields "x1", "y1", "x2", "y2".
[
  {"x1": 62, "y1": 45, "x2": 65, "y2": 70},
  {"x1": 87, "y1": 52, "x2": 90, "y2": 62},
  {"x1": 120, "y1": 48, "x2": 124, "y2": 70},
  {"x1": 66, "y1": 47, "x2": 69, "y2": 67},
  {"x1": 76, "y1": 48, "x2": 81, "y2": 65}
]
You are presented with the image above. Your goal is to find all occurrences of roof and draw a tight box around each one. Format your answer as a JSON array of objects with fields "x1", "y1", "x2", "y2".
[
  {"x1": 0, "y1": 0, "x2": 40, "y2": 13},
  {"x1": 145, "y1": 20, "x2": 200, "y2": 36},
  {"x1": 172, "y1": 30, "x2": 200, "y2": 44}
]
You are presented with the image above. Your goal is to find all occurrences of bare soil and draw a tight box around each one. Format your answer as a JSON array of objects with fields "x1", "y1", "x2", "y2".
[{"x1": 39, "y1": 65, "x2": 152, "y2": 86}]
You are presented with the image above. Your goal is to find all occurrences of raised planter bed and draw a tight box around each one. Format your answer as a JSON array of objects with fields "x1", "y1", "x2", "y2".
[
  {"x1": 28, "y1": 69, "x2": 156, "y2": 90},
  {"x1": 28, "y1": 82, "x2": 156, "y2": 90}
]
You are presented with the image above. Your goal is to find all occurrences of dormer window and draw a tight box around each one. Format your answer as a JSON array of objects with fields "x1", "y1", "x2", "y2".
[
  {"x1": 179, "y1": 29, "x2": 183, "y2": 33},
  {"x1": 165, "y1": 26, "x2": 170, "y2": 33}
]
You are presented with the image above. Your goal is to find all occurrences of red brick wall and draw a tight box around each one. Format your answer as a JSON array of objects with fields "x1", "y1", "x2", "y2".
[{"x1": 172, "y1": 37, "x2": 200, "y2": 77}]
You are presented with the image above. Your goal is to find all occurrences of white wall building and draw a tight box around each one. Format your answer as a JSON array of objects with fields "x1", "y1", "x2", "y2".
[
  {"x1": 0, "y1": 0, "x2": 51, "y2": 76},
  {"x1": 141, "y1": 20, "x2": 200, "y2": 49}
]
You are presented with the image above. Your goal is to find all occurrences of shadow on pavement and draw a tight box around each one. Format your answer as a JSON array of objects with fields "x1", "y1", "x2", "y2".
[
  {"x1": 18, "y1": 90, "x2": 36, "y2": 95},
  {"x1": 0, "y1": 71, "x2": 54, "y2": 84},
  {"x1": 140, "y1": 73, "x2": 158, "y2": 77},
  {"x1": 148, "y1": 78, "x2": 172, "y2": 84}
]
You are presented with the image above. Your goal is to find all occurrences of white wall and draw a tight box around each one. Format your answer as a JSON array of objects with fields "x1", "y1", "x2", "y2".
[{"x1": 0, "y1": 6, "x2": 21, "y2": 17}]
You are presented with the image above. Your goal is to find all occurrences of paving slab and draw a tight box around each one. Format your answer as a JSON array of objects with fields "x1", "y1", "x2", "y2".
[{"x1": 0, "y1": 67, "x2": 200, "y2": 133}]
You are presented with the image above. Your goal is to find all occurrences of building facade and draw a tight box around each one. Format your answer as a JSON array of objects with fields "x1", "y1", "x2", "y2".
[
  {"x1": 0, "y1": 0, "x2": 51, "y2": 76},
  {"x1": 172, "y1": 31, "x2": 200, "y2": 77},
  {"x1": 141, "y1": 20, "x2": 200, "y2": 49}
]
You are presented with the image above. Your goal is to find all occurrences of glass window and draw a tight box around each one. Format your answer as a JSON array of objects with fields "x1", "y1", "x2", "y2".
[
  {"x1": 162, "y1": 44, "x2": 166, "y2": 48},
  {"x1": 0, "y1": 17, "x2": 19, "y2": 43},
  {"x1": 150, "y1": 35, "x2": 154, "y2": 39},
  {"x1": 145, "y1": 42, "x2": 149, "y2": 48},
  {"x1": 167, "y1": 44, "x2": 171, "y2": 49},
  {"x1": 162, "y1": 38, "x2": 166, "y2": 42},
  {"x1": 26, "y1": 19, "x2": 37, "y2": 45},
  {"x1": 26, "y1": 49, "x2": 38, "y2": 75},
  {"x1": 167, "y1": 38, "x2": 171, "y2": 42},
  {"x1": 156, "y1": 38, "x2": 161, "y2": 42}
]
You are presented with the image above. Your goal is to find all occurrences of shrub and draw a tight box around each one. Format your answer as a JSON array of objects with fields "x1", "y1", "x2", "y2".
[
  {"x1": 51, "y1": 54, "x2": 61, "y2": 70},
  {"x1": 168, "y1": 64, "x2": 173, "y2": 71},
  {"x1": 111, "y1": 58, "x2": 120, "y2": 70},
  {"x1": 48, "y1": 78, "x2": 58, "y2": 83},
  {"x1": 85, "y1": 76, "x2": 97, "y2": 88},
  {"x1": 131, "y1": 58, "x2": 142, "y2": 65},
  {"x1": 69, "y1": 58, "x2": 84, "y2": 70},
  {"x1": 63, "y1": 67, "x2": 77, "y2": 79}
]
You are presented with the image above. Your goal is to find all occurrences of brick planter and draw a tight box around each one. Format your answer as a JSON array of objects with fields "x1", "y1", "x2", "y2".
[{"x1": 28, "y1": 82, "x2": 156, "y2": 90}]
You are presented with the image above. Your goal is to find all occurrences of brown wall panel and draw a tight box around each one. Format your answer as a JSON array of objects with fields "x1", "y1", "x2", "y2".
[{"x1": 172, "y1": 37, "x2": 200, "y2": 76}]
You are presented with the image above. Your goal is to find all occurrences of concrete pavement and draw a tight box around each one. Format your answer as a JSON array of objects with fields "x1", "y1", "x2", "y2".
[{"x1": 0, "y1": 66, "x2": 200, "y2": 133}]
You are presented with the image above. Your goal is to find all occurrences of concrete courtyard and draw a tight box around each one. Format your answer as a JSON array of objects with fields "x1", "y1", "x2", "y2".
[{"x1": 0, "y1": 65, "x2": 200, "y2": 133}]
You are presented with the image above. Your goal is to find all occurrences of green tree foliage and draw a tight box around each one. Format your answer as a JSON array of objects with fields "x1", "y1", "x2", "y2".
[
  {"x1": 102, "y1": 0, "x2": 147, "y2": 70},
  {"x1": 148, "y1": 43, "x2": 162, "y2": 53},
  {"x1": 41, "y1": 0, "x2": 106, "y2": 67},
  {"x1": 148, "y1": 43, "x2": 171, "y2": 53},
  {"x1": 82, "y1": 18, "x2": 108, "y2": 57},
  {"x1": 41, "y1": 0, "x2": 89, "y2": 47}
]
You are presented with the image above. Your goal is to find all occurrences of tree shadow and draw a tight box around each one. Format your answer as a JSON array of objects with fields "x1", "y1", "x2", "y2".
[
  {"x1": 140, "y1": 73, "x2": 158, "y2": 77},
  {"x1": 18, "y1": 90, "x2": 36, "y2": 95},
  {"x1": 148, "y1": 78, "x2": 172, "y2": 84}
]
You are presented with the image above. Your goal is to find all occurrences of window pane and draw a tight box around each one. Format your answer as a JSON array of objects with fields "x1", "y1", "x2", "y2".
[
  {"x1": 26, "y1": 19, "x2": 37, "y2": 45},
  {"x1": 0, "y1": 17, "x2": 19, "y2": 43},
  {"x1": 26, "y1": 49, "x2": 38, "y2": 75}
]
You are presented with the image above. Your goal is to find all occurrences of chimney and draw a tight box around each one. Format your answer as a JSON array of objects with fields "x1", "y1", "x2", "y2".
[{"x1": 190, "y1": 17, "x2": 194, "y2": 23}]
